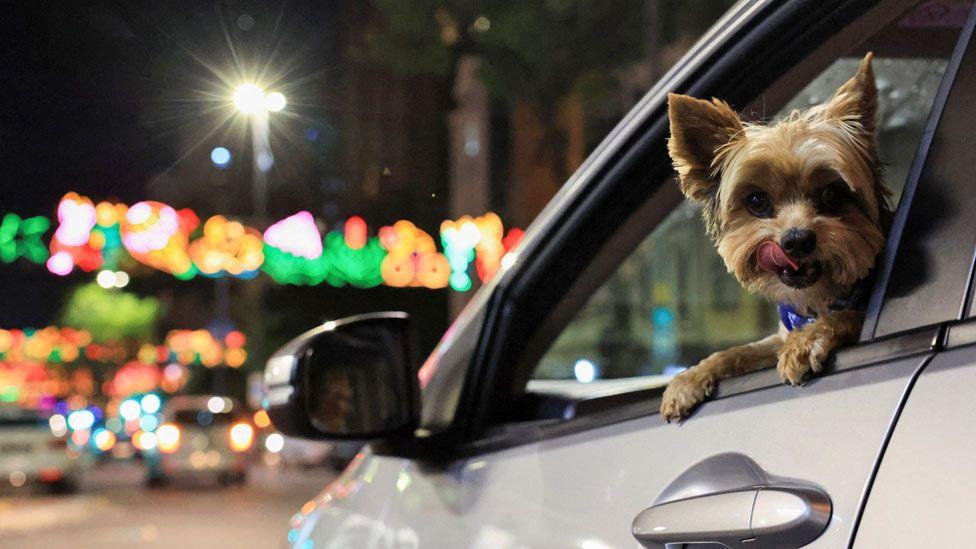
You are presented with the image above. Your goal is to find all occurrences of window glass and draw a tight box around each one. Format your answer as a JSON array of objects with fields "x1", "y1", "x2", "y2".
[{"x1": 531, "y1": 5, "x2": 965, "y2": 388}]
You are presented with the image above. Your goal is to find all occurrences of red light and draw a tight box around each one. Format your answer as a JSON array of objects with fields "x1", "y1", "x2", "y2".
[
  {"x1": 344, "y1": 216, "x2": 368, "y2": 250},
  {"x1": 37, "y1": 468, "x2": 64, "y2": 482}
]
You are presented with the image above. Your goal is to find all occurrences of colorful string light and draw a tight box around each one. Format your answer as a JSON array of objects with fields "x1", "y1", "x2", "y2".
[{"x1": 17, "y1": 193, "x2": 525, "y2": 291}]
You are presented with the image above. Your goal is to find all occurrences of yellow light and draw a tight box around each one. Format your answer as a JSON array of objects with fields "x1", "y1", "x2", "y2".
[
  {"x1": 94, "y1": 430, "x2": 116, "y2": 452},
  {"x1": 232, "y1": 83, "x2": 266, "y2": 114},
  {"x1": 228, "y1": 422, "x2": 254, "y2": 452},
  {"x1": 265, "y1": 91, "x2": 286, "y2": 112},
  {"x1": 253, "y1": 409, "x2": 271, "y2": 429},
  {"x1": 157, "y1": 423, "x2": 181, "y2": 454}
]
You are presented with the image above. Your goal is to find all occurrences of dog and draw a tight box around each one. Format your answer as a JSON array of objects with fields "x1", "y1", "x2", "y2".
[{"x1": 660, "y1": 53, "x2": 890, "y2": 422}]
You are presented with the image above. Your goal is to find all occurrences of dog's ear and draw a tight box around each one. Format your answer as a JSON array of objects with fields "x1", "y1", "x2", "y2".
[
  {"x1": 819, "y1": 52, "x2": 877, "y2": 135},
  {"x1": 667, "y1": 93, "x2": 743, "y2": 202}
]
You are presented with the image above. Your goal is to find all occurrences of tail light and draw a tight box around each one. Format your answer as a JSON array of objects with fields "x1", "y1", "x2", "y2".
[
  {"x1": 157, "y1": 423, "x2": 181, "y2": 454},
  {"x1": 228, "y1": 422, "x2": 254, "y2": 452}
]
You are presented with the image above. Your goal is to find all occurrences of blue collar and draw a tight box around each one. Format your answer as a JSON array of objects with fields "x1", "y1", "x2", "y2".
[
  {"x1": 778, "y1": 303, "x2": 816, "y2": 331},
  {"x1": 778, "y1": 276, "x2": 870, "y2": 332}
]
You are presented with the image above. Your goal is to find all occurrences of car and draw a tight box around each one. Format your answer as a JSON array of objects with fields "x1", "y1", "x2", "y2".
[
  {"x1": 145, "y1": 395, "x2": 254, "y2": 487},
  {"x1": 0, "y1": 407, "x2": 80, "y2": 493},
  {"x1": 265, "y1": 0, "x2": 976, "y2": 547}
]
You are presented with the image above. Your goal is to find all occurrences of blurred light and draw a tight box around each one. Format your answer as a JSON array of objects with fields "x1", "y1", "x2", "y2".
[
  {"x1": 305, "y1": 128, "x2": 319, "y2": 141},
  {"x1": 134, "y1": 430, "x2": 157, "y2": 451},
  {"x1": 207, "y1": 396, "x2": 228, "y2": 414},
  {"x1": 47, "y1": 251, "x2": 74, "y2": 276},
  {"x1": 114, "y1": 271, "x2": 130, "y2": 288},
  {"x1": 253, "y1": 409, "x2": 271, "y2": 429},
  {"x1": 256, "y1": 151, "x2": 274, "y2": 172},
  {"x1": 264, "y1": 433, "x2": 284, "y2": 453},
  {"x1": 473, "y1": 16, "x2": 491, "y2": 32},
  {"x1": 54, "y1": 194, "x2": 97, "y2": 246},
  {"x1": 210, "y1": 147, "x2": 232, "y2": 167},
  {"x1": 105, "y1": 417, "x2": 122, "y2": 432},
  {"x1": 49, "y1": 414, "x2": 68, "y2": 437},
  {"x1": 574, "y1": 359, "x2": 596, "y2": 384},
  {"x1": 232, "y1": 83, "x2": 265, "y2": 114},
  {"x1": 92, "y1": 428, "x2": 116, "y2": 452},
  {"x1": 119, "y1": 398, "x2": 141, "y2": 421},
  {"x1": 206, "y1": 450, "x2": 221, "y2": 467},
  {"x1": 265, "y1": 91, "x2": 287, "y2": 112},
  {"x1": 229, "y1": 422, "x2": 254, "y2": 452},
  {"x1": 96, "y1": 269, "x2": 117, "y2": 288},
  {"x1": 9, "y1": 471, "x2": 25, "y2": 488},
  {"x1": 139, "y1": 415, "x2": 159, "y2": 432},
  {"x1": 189, "y1": 450, "x2": 206, "y2": 469},
  {"x1": 140, "y1": 393, "x2": 161, "y2": 414},
  {"x1": 70, "y1": 430, "x2": 90, "y2": 447},
  {"x1": 344, "y1": 216, "x2": 368, "y2": 250},
  {"x1": 263, "y1": 211, "x2": 323, "y2": 259},
  {"x1": 157, "y1": 423, "x2": 181, "y2": 454},
  {"x1": 67, "y1": 409, "x2": 95, "y2": 431}
]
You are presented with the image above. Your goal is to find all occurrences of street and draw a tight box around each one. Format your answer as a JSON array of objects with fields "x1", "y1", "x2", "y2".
[{"x1": 0, "y1": 463, "x2": 335, "y2": 549}]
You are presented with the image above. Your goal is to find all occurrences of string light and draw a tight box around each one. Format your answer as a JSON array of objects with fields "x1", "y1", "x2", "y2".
[
  {"x1": 8, "y1": 193, "x2": 525, "y2": 292},
  {"x1": 263, "y1": 211, "x2": 322, "y2": 259}
]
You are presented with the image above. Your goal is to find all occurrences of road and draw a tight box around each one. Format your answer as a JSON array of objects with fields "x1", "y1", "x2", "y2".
[{"x1": 0, "y1": 462, "x2": 336, "y2": 549}]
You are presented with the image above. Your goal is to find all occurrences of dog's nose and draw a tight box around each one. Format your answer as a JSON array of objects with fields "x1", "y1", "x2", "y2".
[{"x1": 781, "y1": 229, "x2": 816, "y2": 258}]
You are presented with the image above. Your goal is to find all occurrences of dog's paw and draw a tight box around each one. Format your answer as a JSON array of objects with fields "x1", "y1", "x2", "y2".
[
  {"x1": 661, "y1": 369, "x2": 714, "y2": 423},
  {"x1": 777, "y1": 328, "x2": 833, "y2": 385}
]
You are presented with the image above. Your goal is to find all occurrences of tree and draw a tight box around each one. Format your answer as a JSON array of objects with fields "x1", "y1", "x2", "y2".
[{"x1": 59, "y1": 283, "x2": 161, "y2": 342}]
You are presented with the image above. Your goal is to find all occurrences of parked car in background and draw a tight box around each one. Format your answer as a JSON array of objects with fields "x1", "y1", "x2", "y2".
[
  {"x1": 267, "y1": 0, "x2": 976, "y2": 547},
  {"x1": 146, "y1": 395, "x2": 254, "y2": 487},
  {"x1": 0, "y1": 408, "x2": 79, "y2": 493}
]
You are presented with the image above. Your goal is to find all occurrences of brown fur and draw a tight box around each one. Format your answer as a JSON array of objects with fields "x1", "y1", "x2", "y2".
[{"x1": 661, "y1": 53, "x2": 889, "y2": 422}]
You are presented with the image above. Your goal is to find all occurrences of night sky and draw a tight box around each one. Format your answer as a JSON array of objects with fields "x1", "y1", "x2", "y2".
[{"x1": 0, "y1": 1, "x2": 449, "y2": 356}]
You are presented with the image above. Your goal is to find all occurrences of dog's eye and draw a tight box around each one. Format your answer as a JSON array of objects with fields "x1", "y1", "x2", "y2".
[
  {"x1": 744, "y1": 191, "x2": 772, "y2": 217},
  {"x1": 819, "y1": 182, "x2": 847, "y2": 215}
]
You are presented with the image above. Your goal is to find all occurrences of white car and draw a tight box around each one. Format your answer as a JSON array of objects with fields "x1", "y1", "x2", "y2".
[
  {"x1": 0, "y1": 408, "x2": 79, "y2": 493},
  {"x1": 145, "y1": 395, "x2": 255, "y2": 486}
]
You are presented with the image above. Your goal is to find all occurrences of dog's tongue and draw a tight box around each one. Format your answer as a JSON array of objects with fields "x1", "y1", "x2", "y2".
[{"x1": 757, "y1": 241, "x2": 800, "y2": 273}]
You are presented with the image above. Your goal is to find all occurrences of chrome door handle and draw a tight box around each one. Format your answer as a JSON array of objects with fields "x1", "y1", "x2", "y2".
[{"x1": 631, "y1": 453, "x2": 831, "y2": 549}]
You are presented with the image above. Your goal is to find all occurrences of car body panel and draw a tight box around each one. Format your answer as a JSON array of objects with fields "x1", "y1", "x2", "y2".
[
  {"x1": 853, "y1": 345, "x2": 976, "y2": 547},
  {"x1": 296, "y1": 354, "x2": 928, "y2": 548}
]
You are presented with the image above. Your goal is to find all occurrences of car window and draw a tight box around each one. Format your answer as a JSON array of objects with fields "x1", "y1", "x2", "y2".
[{"x1": 530, "y1": 3, "x2": 965, "y2": 388}]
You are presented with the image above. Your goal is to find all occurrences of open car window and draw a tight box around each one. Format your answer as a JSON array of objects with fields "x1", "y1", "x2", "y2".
[{"x1": 526, "y1": 1, "x2": 966, "y2": 397}]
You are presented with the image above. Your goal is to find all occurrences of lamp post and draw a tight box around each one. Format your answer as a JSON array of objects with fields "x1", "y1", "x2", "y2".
[{"x1": 222, "y1": 84, "x2": 285, "y2": 393}]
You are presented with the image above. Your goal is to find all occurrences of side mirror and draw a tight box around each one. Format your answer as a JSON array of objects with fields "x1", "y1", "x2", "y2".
[{"x1": 263, "y1": 312, "x2": 419, "y2": 440}]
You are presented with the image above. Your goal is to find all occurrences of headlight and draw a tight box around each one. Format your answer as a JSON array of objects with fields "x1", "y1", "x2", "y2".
[
  {"x1": 228, "y1": 422, "x2": 254, "y2": 452},
  {"x1": 156, "y1": 423, "x2": 181, "y2": 454}
]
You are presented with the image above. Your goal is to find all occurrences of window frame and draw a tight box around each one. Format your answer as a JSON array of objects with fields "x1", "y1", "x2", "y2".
[{"x1": 386, "y1": 0, "x2": 976, "y2": 462}]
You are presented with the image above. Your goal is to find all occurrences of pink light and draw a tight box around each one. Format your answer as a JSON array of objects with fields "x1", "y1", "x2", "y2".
[
  {"x1": 263, "y1": 211, "x2": 323, "y2": 259},
  {"x1": 47, "y1": 251, "x2": 74, "y2": 276},
  {"x1": 122, "y1": 203, "x2": 180, "y2": 253},
  {"x1": 54, "y1": 198, "x2": 96, "y2": 246}
]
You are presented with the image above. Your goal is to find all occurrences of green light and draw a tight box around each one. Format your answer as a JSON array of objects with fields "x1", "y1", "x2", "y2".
[
  {"x1": 449, "y1": 272, "x2": 472, "y2": 292},
  {"x1": 0, "y1": 213, "x2": 50, "y2": 264}
]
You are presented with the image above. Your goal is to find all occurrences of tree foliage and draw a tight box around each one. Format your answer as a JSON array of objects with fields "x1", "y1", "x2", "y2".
[
  {"x1": 59, "y1": 283, "x2": 161, "y2": 342},
  {"x1": 365, "y1": 0, "x2": 646, "y2": 111}
]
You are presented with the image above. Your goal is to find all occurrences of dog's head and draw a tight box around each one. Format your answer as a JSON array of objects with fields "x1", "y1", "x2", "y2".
[{"x1": 667, "y1": 53, "x2": 889, "y2": 313}]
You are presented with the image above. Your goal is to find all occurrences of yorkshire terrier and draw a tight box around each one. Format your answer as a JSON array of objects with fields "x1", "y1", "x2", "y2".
[{"x1": 660, "y1": 53, "x2": 890, "y2": 422}]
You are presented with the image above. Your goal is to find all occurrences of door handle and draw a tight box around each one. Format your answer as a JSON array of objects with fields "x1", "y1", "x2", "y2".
[{"x1": 631, "y1": 453, "x2": 831, "y2": 549}]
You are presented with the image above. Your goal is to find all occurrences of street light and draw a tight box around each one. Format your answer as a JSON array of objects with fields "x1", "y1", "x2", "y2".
[{"x1": 230, "y1": 83, "x2": 286, "y2": 220}]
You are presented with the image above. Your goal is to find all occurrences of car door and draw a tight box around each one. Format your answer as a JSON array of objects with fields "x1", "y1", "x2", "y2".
[
  {"x1": 850, "y1": 19, "x2": 976, "y2": 546},
  {"x1": 290, "y1": 1, "x2": 974, "y2": 548}
]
